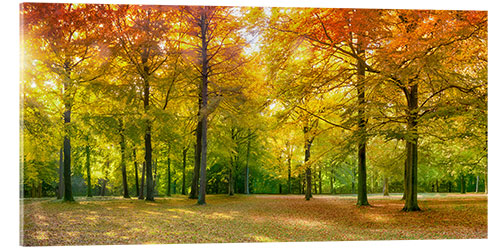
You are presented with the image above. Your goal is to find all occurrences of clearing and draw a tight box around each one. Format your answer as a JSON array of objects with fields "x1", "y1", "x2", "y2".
[{"x1": 21, "y1": 193, "x2": 487, "y2": 246}]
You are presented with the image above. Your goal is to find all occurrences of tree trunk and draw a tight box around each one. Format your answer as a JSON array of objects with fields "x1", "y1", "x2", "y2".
[
  {"x1": 484, "y1": 171, "x2": 488, "y2": 194},
  {"x1": 167, "y1": 154, "x2": 172, "y2": 196},
  {"x1": 304, "y1": 138, "x2": 312, "y2": 201},
  {"x1": 85, "y1": 141, "x2": 92, "y2": 197},
  {"x1": 436, "y1": 180, "x2": 439, "y2": 193},
  {"x1": 460, "y1": 175, "x2": 466, "y2": 194},
  {"x1": 402, "y1": 157, "x2": 408, "y2": 200},
  {"x1": 182, "y1": 146, "x2": 188, "y2": 195},
  {"x1": 143, "y1": 72, "x2": 154, "y2": 202},
  {"x1": 245, "y1": 133, "x2": 251, "y2": 195},
  {"x1": 355, "y1": 44, "x2": 369, "y2": 206},
  {"x1": 119, "y1": 119, "x2": 130, "y2": 198},
  {"x1": 228, "y1": 167, "x2": 234, "y2": 196},
  {"x1": 287, "y1": 153, "x2": 291, "y2": 194},
  {"x1": 189, "y1": 107, "x2": 202, "y2": 199},
  {"x1": 298, "y1": 173, "x2": 302, "y2": 194},
  {"x1": 197, "y1": 8, "x2": 209, "y2": 205},
  {"x1": 153, "y1": 159, "x2": 158, "y2": 196},
  {"x1": 475, "y1": 175, "x2": 479, "y2": 193},
  {"x1": 138, "y1": 162, "x2": 145, "y2": 200},
  {"x1": 383, "y1": 177, "x2": 389, "y2": 196},
  {"x1": 402, "y1": 84, "x2": 420, "y2": 211},
  {"x1": 133, "y1": 148, "x2": 139, "y2": 197},
  {"x1": 63, "y1": 105, "x2": 74, "y2": 202},
  {"x1": 57, "y1": 148, "x2": 64, "y2": 199}
]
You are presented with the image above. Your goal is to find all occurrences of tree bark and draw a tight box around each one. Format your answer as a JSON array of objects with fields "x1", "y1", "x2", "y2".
[
  {"x1": 287, "y1": 151, "x2": 292, "y2": 194},
  {"x1": 138, "y1": 162, "x2": 145, "y2": 200},
  {"x1": 245, "y1": 133, "x2": 251, "y2": 195},
  {"x1": 228, "y1": 165, "x2": 234, "y2": 196},
  {"x1": 197, "y1": 7, "x2": 209, "y2": 205},
  {"x1": 57, "y1": 148, "x2": 64, "y2": 199},
  {"x1": 484, "y1": 171, "x2": 488, "y2": 194},
  {"x1": 475, "y1": 175, "x2": 479, "y2": 193},
  {"x1": 402, "y1": 84, "x2": 420, "y2": 211},
  {"x1": 182, "y1": 146, "x2": 188, "y2": 195},
  {"x1": 383, "y1": 177, "x2": 389, "y2": 196},
  {"x1": 298, "y1": 173, "x2": 302, "y2": 194},
  {"x1": 402, "y1": 157, "x2": 408, "y2": 200},
  {"x1": 304, "y1": 137, "x2": 312, "y2": 201},
  {"x1": 119, "y1": 119, "x2": 130, "y2": 198},
  {"x1": 85, "y1": 140, "x2": 92, "y2": 197},
  {"x1": 143, "y1": 73, "x2": 154, "y2": 201},
  {"x1": 460, "y1": 174, "x2": 466, "y2": 194},
  {"x1": 133, "y1": 148, "x2": 139, "y2": 197},
  {"x1": 63, "y1": 104, "x2": 74, "y2": 202},
  {"x1": 189, "y1": 106, "x2": 202, "y2": 199},
  {"x1": 356, "y1": 52, "x2": 369, "y2": 206},
  {"x1": 167, "y1": 154, "x2": 172, "y2": 196},
  {"x1": 153, "y1": 159, "x2": 158, "y2": 196}
]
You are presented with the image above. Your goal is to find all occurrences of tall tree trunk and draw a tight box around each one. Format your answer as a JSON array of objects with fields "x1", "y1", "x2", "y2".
[
  {"x1": 436, "y1": 180, "x2": 439, "y2": 193},
  {"x1": 298, "y1": 173, "x2": 302, "y2": 194},
  {"x1": 143, "y1": 72, "x2": 154, "y2": 202},
  {"x1": 197, "y1": 7, "x2": 209, "y2": 205},
  {"x1": 153, "y1": 159, "x2": 158, "y2": 196},
  {"x1": 475, "y1": 175, "x2": 479, "y2": 193},
  {"x1": 167, "y1": 154, "x2": 172, "y2": 196},
  {"x1": 133, "y1": 148, "x2": 139, "y2": 197},
  {"x1": 85, "y1": 140, "x2": 92, "y2": 197},
  {"x1": 402, "y1": 84, "x2": 420, "y2": 211},
  {"x1": 304, "y1": 138, "x2": 312, "y2": 201},
  {"x1": 460, "y1": 174, "x2": 466, "y2": 194},
  {"x1": 383, "y1": 177, "x2": 389, "y2": 196},
  {"x1": 287, "y1": 152, "x2": 291, "y2": 194},
  {"x1": 138, "y1": 162, "x2": 145, "y2": 200},
  {"x1": 57, "y1": 148, "x2": 64, "y2": 199},
  {"x1": 63, "y1": 102, "x2": 74, "y2": 202},
  {"x1": 190, "y1": 122, "x2": 202, "y2": 199},
  {"x1": 245, "y1": 133, "x2": 251, "y2": 195},
  {"x1": 228, "y1": 165, "x2": 234, "y2": 196},
  {"x1": 182, "y1": 146, "x2": 188, "y2": 195},
  {"x1": 119, "y1": 119, "x2": 130, "y2": 198},
  {"x1": 402, "y1": 158, "x2": 408, "y2": 200},
  {"x1": 100, "y1": 179, "x2": 107, "y2": 196},
  {"x1": 355, "y1": 44, "x2": 369, "y2": 206}
]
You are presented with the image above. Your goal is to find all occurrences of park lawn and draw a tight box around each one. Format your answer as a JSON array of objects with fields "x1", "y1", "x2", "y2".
[{"x1": 21, "y1": 193, "x2": 487, "y2": 246}]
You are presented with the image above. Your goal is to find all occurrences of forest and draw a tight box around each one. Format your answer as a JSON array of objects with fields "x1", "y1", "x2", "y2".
[{"x1": 20, "y1": 3, "x2": 487, "y2": 245}]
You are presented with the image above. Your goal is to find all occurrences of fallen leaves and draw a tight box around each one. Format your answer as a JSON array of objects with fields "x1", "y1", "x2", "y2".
[{"x1": 21, "y1": 194, "x2": 487, "y2": 246}]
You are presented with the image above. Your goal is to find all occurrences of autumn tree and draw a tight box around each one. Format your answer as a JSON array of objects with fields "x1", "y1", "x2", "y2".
[
  {"x1": 22, "y1": 3, "x2": 112, "y2": 201},
  {"x1": 180, "y1": 6, "x2": 251, "y2": 204}
]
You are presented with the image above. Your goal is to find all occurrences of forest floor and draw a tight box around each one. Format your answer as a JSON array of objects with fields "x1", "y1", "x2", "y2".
[{"x1": 21, "y1": 193, "x2": 487, "y2": 246}]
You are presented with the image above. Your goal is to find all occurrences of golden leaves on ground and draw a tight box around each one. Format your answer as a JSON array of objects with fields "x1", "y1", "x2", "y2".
[{"x1": 22, "y1": 194, "x2": 487, "y2": 246}]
